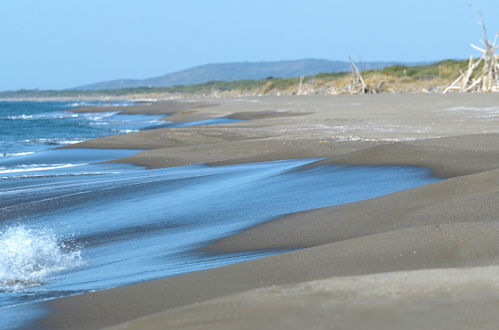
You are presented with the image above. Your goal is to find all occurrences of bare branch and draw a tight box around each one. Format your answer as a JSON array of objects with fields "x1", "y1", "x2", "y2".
[{"x1": 471, "y1": 44, "x2": 487, "y2": 53}]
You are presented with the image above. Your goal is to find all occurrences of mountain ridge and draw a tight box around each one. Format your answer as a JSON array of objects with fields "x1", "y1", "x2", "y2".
[{"x1": 74, "y1": 59, "x2": 428, "y2": 90}]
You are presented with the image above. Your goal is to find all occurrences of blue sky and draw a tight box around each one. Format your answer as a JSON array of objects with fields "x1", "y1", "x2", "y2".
[{"x1": 1, "y1": 0, "x2": 498, "y2": 90}]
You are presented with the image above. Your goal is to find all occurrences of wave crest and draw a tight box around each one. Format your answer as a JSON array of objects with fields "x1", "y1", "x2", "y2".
[
  {"x1": 0, "y1": 163, "x2": 86, "y2": 174},
  {"x1": 0, "y1": 226, "x2": 82, "y2": 291}
]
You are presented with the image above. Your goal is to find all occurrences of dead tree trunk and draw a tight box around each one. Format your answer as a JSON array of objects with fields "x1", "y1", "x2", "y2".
[
  {"x1": 444, "y1": 11, "x2": 499, "y2": 93},
  {"x1": 343, "y1": 59, "x2": 371, "y2": 94},
  {"x1": 297, "y1": 75, "x2": 305, "y2": 95}
]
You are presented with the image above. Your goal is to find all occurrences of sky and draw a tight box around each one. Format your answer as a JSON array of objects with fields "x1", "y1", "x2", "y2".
[{"x1": 1, "y1": 0, "x2": 498, "y2": 90}]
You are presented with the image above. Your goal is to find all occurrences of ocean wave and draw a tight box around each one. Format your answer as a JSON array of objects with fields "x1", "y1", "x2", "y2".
[
  {"x1": 3, "y1": 114, "x2": 35, "y2": 120},
  {"x1": 1, "y1": 171, "x2": 117, "y2": 180},
  {"x1": 3, "y1": 111, "x2": 120, "y2": 121},
  {"x1": 68, "y1": 102, "x2": 134, "y2": 108},
  {"x1": 4, "y1": 112, "x2": 79, "y2": 120},
  {"x1": 80, "y1": 112, "x2": 120, "y2": 121},
  {"x1": 0, "y1": 152, "x2": 35, "y2": 158},
  {"x1": 130, "y1": 98, "x2": 156, "y2": 102},
  {"x1": 0, "y1": 163, "x2": 87, "y2": 174},
  {"x1": 0, "y1": 225, "x2": 82, "y2": 292},
  {"x1": 67, "y1": 102, "x2": 94, "y2": 108},
  {"x1": 19, "y1": 138, "x2": 84, "y2": 145}
]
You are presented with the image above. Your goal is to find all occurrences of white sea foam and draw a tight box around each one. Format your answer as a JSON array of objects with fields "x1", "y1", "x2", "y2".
[
  {"x1": 1, "y1": 172, "x2": 116, "y2": 180},
  {"x1": 5, "y1": 114, "x2": 34, "y2": 120},
  {"x1": 0, "y1": 152, "x2": 35, "y2": 158},
  {"x1": 68, "y1": 102, "x2": 92, "y2": 108},
  {"x1": 0, "y1": 225, "x2": 82, "y2": 292},
  {"x1": 82, "y1": 112, "x2": 119, "y2": 121},
  {"x1": 131, "y1": 98, "x2": 157, "y2": 102},
  {"x1": 5, "y1": 112, "x2": 79, "y2": 120},
  {"x1": 68, "y1": 102, "x2": 134, "y2": 108},
  {"x1": 89, "y1": 122, "x2": 110, "y2": 126},
  {"x1": 4, "y1": 110, "x2": 119, "y2": 121},
  {"x1": 19, "y1": 138, "x2": 84, "y2": 145},
  {"x1": 0, "y1": 163, "x2": 86, "y2": 174}
]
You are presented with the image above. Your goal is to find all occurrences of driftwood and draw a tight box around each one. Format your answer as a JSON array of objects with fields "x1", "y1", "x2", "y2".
[
  {"x1": 342, "y1": 60, "x2": 372, "y2": 94},
  {"x1": 296, "y1": 75, "x2": 305, "y2": 95},
  {"x1": 342, "y1": 59, "x2": 385, "y2": 94},
  {"x1": 444, "y1": 11, "x2": 499, "y2": 93},
  {"x1": 374, "y1": 80, "x2": 385, "y2": 94}
]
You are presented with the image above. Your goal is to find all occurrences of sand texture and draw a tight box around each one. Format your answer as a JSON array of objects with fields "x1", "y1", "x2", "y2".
[{"x1": 37, "y1": 93, "x2": 499, "y2": 329}]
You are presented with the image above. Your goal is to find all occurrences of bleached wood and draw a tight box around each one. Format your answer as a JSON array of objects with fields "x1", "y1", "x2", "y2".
[
  {"x1": 443, "y1": 13, "x2": 498, "y2": 93},
  {"x1": 471, "y1": 44, "x2": 487, "y2": 53}
]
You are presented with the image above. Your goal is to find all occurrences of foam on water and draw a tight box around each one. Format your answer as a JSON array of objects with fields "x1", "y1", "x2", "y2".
[
  {"x1": 1, "y1": 171, "x2": 118, "y2": 180},
  {"x1": 0, "y1": 163, "x2": 86, "y2": 174},
  {"x1": 68, "y1": 101, "x2": 135, "y2": 108},
  {"x1": 81, "y1": 112, "x2": 120, "y2": 121},
  {"x1": 3, "y1": 112, "x2": 80, "y2": 120},
  {"x1": 0, "y1": 226, "x2": 82, "y2": 292},
  {"x1": 3, "y1": 111, "x2": 120, "y2": 121},
  {"x1": 0, "y1": 152, "x2": 35, "y2": 159},
  {"x1": 18, "y1": 138, "x2": 85, "y2": 145}
]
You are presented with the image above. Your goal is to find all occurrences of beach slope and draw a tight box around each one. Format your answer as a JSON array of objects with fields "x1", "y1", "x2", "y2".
[{"x1": 38, "y1": 93, "x2": 499, "y2": 329}]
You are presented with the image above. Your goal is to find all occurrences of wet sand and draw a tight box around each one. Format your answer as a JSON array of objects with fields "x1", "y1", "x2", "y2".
[{"x1": 40, "y1": 93, "x2": 499, "y2": 329}]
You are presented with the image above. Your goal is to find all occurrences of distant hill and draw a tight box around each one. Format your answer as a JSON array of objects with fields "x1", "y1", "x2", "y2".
[
  {"x1": 74, "y1": 59, "x2": 426, "y2": 90},
  {"x1": 0, "y1": 59, "x2": 466, "y2": 98}
]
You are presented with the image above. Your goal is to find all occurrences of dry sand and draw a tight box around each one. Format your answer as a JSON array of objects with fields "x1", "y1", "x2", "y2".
[
  {"x1": 106, "y1": 266, "x2": 499, "y2": 330},
  {"x1": 38, "y1": 93, "x2": 499, "y2": 329}
]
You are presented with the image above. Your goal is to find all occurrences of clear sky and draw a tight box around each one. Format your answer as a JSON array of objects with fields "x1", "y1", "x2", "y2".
[{"x1": 1, "y1": 0, "x2": 498, "y2": 90}]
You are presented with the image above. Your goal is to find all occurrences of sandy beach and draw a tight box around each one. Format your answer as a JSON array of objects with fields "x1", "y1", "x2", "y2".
[{"x1": 35, "y1": 93, "x2": 499, "y2": 329}]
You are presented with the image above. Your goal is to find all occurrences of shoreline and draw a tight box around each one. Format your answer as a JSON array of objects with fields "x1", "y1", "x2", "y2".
[
  {"x1": 66, "y1": 94, "x2": 499, "y2": 178},
  {"x1": 29, "y1": 93, "x2": 499, "y2": 329}
]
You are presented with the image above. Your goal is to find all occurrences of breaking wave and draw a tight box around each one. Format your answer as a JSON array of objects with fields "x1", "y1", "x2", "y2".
[
  {"x1": 0, "y1": 163, "x2": 86, "y2": 174},
  {"x1": 1, "y1": 171, "x2": 117, "y2": 180},
  {"x1": 3, "y1": 111, "x2": 119, "y2": 121},
  {"x1": 0, "y1": 152, "x2": 35, "y2": 158},
  {"x1": 19, "y1": 138, "x2": 84, "y2": 145},
  {"x1": 68, "y1": 102, "x2": 135, "y2": 108},
  {"x1": 4, "y1": 113, "x2": 78, "y2": 120},
  {"x1": 79, "y1": 112, "x2": 120, "y2": 121},
  {"x1": 0, "y1": 226, "x2": 82, "y2": 292}
]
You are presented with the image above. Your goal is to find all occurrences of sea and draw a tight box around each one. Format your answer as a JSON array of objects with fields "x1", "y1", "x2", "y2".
[{"x1": 0, "y1": 100, "x2": 441, "y2": 328}]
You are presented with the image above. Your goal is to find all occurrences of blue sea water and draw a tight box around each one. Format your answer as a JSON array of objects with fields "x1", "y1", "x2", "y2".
[
  {"x1": 0, "y1": 101, "x2": 441, "y2": 329},
  {"x1": 0, "y1": 100, "x2": 160, "y2": 158}
]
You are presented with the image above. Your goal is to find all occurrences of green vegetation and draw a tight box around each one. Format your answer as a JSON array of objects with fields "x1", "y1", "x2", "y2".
[
  {"x1": 369, "y1": 60, "x2": 468, "y2": 80},
  {"x1": 0, "y1": 59, "x2": 469, "y2": 99}
]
